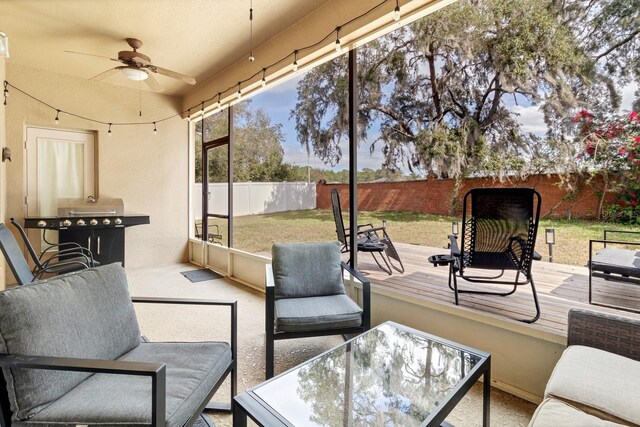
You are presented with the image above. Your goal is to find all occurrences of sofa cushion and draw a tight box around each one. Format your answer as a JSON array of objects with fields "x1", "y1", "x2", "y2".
[
  {"x1": 0, "y1": 263, "x2": 141, "y2": 420},
  {"x1": 15, "y1": 342, "x2": 231, "y2": 427},
  {"x1": 528, "y1": 398, "x2": 624, "y2": 427},
  {"x1": 275, "y1": 294, "x2": 362, "y2": 332},
  {"x1": 272, "y1": 242, "x2": 345, "y2": 299},
  {"x1": 545, "y1": 345, "x2": 640, "y2": 426}
]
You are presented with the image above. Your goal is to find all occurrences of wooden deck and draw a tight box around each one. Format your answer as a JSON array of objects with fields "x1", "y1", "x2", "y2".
[{"x1": 357, "y1": 243, "x2": 640, "y2": 337}]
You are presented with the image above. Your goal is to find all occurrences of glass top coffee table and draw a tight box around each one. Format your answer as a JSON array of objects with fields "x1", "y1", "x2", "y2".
[{"x1": 233, "y1": 321, "x2": 490, "y2": 426}]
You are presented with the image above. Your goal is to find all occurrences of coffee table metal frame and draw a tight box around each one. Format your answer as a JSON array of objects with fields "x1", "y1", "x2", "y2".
[{"x1": 233, "y1": 321, "x2": 491, "y2": 427}]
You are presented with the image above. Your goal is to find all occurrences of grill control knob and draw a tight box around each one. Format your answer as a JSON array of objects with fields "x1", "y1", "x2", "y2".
[
  {"x1": 102, "y1": 218, "x2": 111, "y2": 225},
  {"x1": 89, "y1": 219, "x2": 98, "y2": 226},
  {"x1": 62, "y1": 220, "x2": 72, "y2": 227},
  {"x1": 114, "y1": 218, "x2": 123, "y2": 225},
  {"x1": 37, "y1": 220, "x2": 47, "y2": 228},
  {"x1": 77, "y1": 219, "x2": 86, "y2": 226}
]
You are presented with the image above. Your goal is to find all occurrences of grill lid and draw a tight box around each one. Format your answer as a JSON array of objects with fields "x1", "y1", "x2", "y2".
[{"x1": 57, "y1": 197, "x2": 124, "y2": 217}]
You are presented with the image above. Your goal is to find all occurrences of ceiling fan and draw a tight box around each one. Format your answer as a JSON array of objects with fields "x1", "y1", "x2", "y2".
[{"x1": 66, "y1": 38, "x2": 196, "y2": 92}]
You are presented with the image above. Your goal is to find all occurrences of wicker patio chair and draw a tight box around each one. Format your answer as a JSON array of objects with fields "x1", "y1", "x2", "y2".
[
  {"x1": 448, "y1": 188, "x2": 543, "y2": 323},
  {"x1": 330, "y1": 188, "x2": 404, "y2": 275}
]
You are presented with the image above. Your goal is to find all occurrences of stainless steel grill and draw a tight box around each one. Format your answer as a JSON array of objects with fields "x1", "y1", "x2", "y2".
[{"x1": 57, "y1": 197, "x2": 124, "y2": 217}]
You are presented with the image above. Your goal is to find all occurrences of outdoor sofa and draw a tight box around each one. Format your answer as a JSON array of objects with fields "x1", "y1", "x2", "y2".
[
  {"x1": 528, "y1": 308, "x2": 640, "y2": 426},
  {"x1": 0, "y1": 263, "x2": 236, "y2": 427}
]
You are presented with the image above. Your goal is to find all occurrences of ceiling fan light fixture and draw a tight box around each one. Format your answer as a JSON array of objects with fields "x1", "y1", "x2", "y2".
[{"x1": 121, "y1": 67, "x2": 148, "y2": 81}]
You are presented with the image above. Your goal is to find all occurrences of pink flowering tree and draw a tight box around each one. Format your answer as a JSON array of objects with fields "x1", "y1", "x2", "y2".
[{"x1": 573, "y1": 111, "x2": 640, "y2": 223}]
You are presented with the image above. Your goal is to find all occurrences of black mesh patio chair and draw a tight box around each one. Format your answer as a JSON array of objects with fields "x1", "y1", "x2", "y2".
[
  {"x1": 265, "y1": 241, "x2": 370, "y2": 379},
  {"x1": 588, "y1": 230, "x2": 640, "y2": 313},
  {"x1": 447, "y1": 188, "x2": 542, "y2": 323},
  {"x1": 0, "y1": 223, "x2": 91, "y2": 287},
  {"x1": 330, "y1": 188, "x2": 404, "y2": 275},
  {"x1": 10, "y1": 217, "x2": 97, "y2": 273}
]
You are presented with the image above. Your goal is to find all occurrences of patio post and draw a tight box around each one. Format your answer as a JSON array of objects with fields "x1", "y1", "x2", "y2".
[{"x1": 348, "y1": 47, "x2": 358, "y2": 268}]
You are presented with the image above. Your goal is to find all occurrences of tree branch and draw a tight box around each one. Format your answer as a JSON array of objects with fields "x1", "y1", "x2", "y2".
[{"x1": 595, "y1": 29, "x2": 640, "y2": 61}]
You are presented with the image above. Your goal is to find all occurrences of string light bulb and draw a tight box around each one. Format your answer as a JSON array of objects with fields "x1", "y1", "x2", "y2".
[
  {"x1": 335, "y1": 26, "x2": 342, "y2": 52},
  {"x1": 261, "y1": 68, "x2": 267, "y2": 87},
  {"x1": 393, "y1": 0, "x2": 400, "y2": 21},
  {"x1": 107, "y1": 123, "x2": 112, "y2": 136},
  {"x1": 292, "y1": 50, "x2": 298, "y2": 73},
  {"x1": 54, "y1": 110, "x2": 60, "y2": 124},
  {"x1": 201, "y1": 101, "x2": 205, "y2": 114},
  {"x1": 187, "y1": 108, "x2": 191, "y2": 120},
  {"x1": 3, "y1": 82, "x2": 8, "y2": 105},
  {"x1": 214, "y1": 93, "x2": 220, "y2": 109},
  {"x1": 153, "y1": 122, "x2": 157, "y2": 135},
  {"x1": 237, "y1": 82, "x2": 242, "y2": 100}
]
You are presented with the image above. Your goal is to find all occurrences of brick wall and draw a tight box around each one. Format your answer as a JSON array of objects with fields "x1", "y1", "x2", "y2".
[{"x1": 316, "y1": 174, "x2": 614, "y2": 219}]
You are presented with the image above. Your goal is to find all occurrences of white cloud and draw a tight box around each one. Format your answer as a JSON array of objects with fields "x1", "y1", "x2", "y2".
[
  {"x1": 283, "y1": 138, "x2": 387, "y2": 171},
  {"x1": 620, "y1": 82, "x2": 638, "y2": 112},
  {"x1": 511, "y1": 104, "x2": 547, "y2": 135}
]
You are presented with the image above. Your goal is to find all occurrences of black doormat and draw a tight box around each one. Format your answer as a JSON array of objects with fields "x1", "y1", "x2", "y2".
[{"x1": 180, "y1": 268, "x2": 224, "y2": 283}]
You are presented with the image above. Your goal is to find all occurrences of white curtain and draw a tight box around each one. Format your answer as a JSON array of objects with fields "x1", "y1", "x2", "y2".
[{"x1": 37, "y1": 139, "x2": 84, "y2": 216}]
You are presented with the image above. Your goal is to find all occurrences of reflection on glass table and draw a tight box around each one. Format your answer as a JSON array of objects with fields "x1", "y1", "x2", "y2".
[{"x1": 233, "y1": 321, "x2": 491, "y2": 427}]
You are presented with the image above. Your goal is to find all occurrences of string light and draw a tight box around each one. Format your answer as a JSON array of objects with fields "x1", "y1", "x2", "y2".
[
  {"x1": 248, "y1": 0, "x2": 255, "y2": 62},
  {"x1": 153, "y1": 122, "x2": 157, "y2": 135},
  {"x1": 2, "y1": 0, "x2": 393, "y2": 125},
  {"x1": 54, "y1": 109, "x2": 60, "y2": 124},
  {"x1": 214, "y1": 93, "x2": 220, "y2": 109},
  {"x1": 201, "y1": 101, "x2": 205, "y2": 114},
  {"x1": 335, "y1": 26, "x2": 342, "y2": 52}
]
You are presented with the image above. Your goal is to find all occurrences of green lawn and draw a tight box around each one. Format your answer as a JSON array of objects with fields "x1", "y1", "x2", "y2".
[{"x1": 208, "y1": 209, "x2": 640, "y2": 267}]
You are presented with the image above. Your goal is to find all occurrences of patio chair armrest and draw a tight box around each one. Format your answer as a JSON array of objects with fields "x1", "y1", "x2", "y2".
[
  {"x1": 340, "y1": 262, "x2": 371, "y2": 330},
  {"x1": 449, "y1": 235, "x2": 461, "y2": 257},
  {"x1": 132, "y1": 297, "x2": 238, "y2": 363},
  {"x1": 568, "y1": 309, "x2": 640, "y2": 361},
  {"x1": 35, "y1": 260, "x2": 90, "y2": 279},
  {"x1": 589, "y1": 239, "x2": 640, "y2": 249},
  {"x1": 357, "y1": 223, "x2": 374, "y2": 229},
  {"x1": 603, "y1": 229, "x2": 640, "y2": 241},
  {"x1": 0, "y1": 353, "x2": 167, "y2": 427},
  {"x1": 341, "y1": 261, "x2": 369, "y2": 287},
  {"x1": 532, "y1": 250, "x2": 542, "y2": 261},
  {"x1": 40, "y1": 249, "x2": 93, "y2": 266}
]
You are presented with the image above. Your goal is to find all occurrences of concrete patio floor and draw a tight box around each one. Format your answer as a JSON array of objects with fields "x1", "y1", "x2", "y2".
[{"x1": 126, "y1": 263, "x2": 536, "y2": 426}]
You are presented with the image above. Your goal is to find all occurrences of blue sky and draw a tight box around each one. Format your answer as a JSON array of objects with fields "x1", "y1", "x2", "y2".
[{"x1": 249, "y1": 70, "x2": 638, "y2": 174}]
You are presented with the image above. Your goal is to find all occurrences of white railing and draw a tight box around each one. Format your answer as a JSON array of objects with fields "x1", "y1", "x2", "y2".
[{"x1": 193, "y1": 181, "x2": 316, "y2": 217}]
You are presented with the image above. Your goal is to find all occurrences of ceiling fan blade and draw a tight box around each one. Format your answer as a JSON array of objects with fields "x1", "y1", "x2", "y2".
[
  {"x1": 89, "y1": 68, "x2": 120, "y2": 81},
  {"x1": 65, "y1": 50, "x2": 121, "y2": 62},
  {"x1": 151, "y1": 66, "x2": 196, "y2": 85},
  {"x1": 144, "y1": 73, "x2": 165, "y2": 93}
]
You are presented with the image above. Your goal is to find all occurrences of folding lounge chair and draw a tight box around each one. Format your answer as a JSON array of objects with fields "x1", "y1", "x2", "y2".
[
  {"x1": 330, "y1": 188, "x2": 404, "y2": 275},
  {"x1": 447, "y1": 188, "x2": 542, "y2": 323}
]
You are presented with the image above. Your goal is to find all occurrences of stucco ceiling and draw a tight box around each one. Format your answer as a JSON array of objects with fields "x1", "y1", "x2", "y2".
[{"x1": 0, "y1": 0, "x2": 329, "y2": 96}]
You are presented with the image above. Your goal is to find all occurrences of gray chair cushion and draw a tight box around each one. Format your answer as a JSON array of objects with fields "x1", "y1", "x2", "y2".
[
  {"x1": 272, "y1": 241, "x2": 345, "y2": 299},
  {"x1": 528, "y1": 398, "x2": 624, "y2": 427},
  {"x1": 591, "y1": 247, "x2": 640, "y2": 278},
  {"x1": 275, "y1": 294, "x2": 363, "y2": 332},
  {"x1": 0, "y1": 263, "x2": 141, "y2": 420},
  {"x1": 15, "y1": 342, "x2": 231, "y2": 427}
]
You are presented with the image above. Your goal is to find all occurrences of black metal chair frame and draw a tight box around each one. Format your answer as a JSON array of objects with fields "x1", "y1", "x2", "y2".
[
  {"x1": 0, "y1": 297, "x2": 237, "y2": 427},
  {"x1": 0, "y1": 223, "x2": 89, "y2": 287},
  {"x1": 448, "y1": 188, "x2": 542, "y2": 323},
  {"x1": 195, "y1": 221, "x2": 223, "y2": 245},
  {"x1": 265, "y1": 261, "x2": 370, "y2": 379},
  {"x1": 330, "y1": 188, "x2": 405, "y2": 275},
  {"x1": 588, "y1": 230, "x2": 640, "y2": 313},
  {"x1": 10, "y1": 218, "x2": 97, "y2": 274}
]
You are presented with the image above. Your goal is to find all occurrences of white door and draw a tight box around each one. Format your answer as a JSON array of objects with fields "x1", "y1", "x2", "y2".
[{"x1": 25, "y1": 127, "x2": 95, "y2": 216}]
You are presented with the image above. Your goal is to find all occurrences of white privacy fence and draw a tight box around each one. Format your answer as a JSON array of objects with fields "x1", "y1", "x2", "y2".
[{"x1": 193, "y1": 182, "x2": 316, "y2": 217}]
